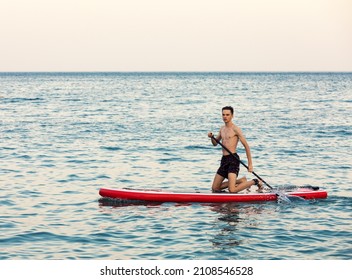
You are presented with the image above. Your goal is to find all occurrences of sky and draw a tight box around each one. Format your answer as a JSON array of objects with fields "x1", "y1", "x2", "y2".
[{"x1": 0, "y1": 0, "x2": 351, "y2": 72}]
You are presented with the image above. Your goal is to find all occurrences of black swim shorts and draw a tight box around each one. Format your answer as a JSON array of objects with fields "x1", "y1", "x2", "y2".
[{"x1": 217, "y1": 154, "x2": 240, "y2": 178}]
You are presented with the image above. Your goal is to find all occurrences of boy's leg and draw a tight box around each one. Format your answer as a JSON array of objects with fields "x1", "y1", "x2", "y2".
[
  {"x1": 212, "y1": 173, "x2": 225, "y2": 192},
  {"x1": 229, "y1": 174, "x2": 263, "y2": 193},
  {"x1": 220, "y1": 176, "x2": 247, "y2": 190},
  {"x1": 228, "y1": 173, "x2": 238, "y2": 193}
]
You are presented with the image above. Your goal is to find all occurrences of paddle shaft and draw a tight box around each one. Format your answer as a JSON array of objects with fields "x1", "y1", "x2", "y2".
[{"x1": 211, "y1": 135, "x2": 273, "y2": 189}]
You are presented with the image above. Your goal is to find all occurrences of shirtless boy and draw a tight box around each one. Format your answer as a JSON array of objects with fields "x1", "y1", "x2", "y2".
[{"x1": 208, "y1": 106, "x2": 263, "y2": 193}]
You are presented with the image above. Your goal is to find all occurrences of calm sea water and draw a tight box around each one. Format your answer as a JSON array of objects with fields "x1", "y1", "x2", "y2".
[{"x1": 0, "y1": 72, "x2": 351, "y2": 260}]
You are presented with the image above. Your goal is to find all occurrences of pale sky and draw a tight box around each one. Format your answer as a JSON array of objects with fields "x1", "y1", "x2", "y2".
[{"x1": 0, "y1": 0, "x2": 351, "y2": 72}]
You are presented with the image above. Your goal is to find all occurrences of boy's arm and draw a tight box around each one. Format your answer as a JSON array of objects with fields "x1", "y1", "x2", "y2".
[
  {"x1": 235, "y1": 127, "x2": 253, "y2": 172},
  {"x1": 208, "y1": 129, "x2": 221, "y2": 146}
]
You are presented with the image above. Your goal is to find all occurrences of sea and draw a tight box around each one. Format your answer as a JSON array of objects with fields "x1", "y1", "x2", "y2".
[{"x1": 0, "y1": 72, "x2": 351, "y2": 260}]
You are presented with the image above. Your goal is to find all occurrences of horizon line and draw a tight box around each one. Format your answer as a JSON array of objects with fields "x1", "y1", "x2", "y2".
[{"x1": 1, "y1": 71, "x2": 352, "y2": 74}]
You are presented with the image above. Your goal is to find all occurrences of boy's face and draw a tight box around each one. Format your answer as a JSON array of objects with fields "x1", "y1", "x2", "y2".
[{"x1": 222, "y1": 109, "x2": 233, "y2": 123}]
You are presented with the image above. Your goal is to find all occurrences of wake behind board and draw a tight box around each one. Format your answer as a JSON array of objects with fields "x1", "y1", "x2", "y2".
[{"x1": 99, "y1": 187, "x2": 327, "y2": 203}]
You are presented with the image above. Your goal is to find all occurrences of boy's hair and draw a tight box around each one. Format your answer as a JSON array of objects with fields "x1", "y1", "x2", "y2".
[{"x1": 222, "y1": 106, "x2": 234, "y2": 115}]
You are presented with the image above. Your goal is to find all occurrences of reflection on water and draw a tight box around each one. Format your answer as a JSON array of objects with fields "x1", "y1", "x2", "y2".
[
  {"x1": 209, "y1": 203, "x2": 267, "y2": 249},
  {"x1": 98, "y1": 197, "x2": 162, "y2": 208}
]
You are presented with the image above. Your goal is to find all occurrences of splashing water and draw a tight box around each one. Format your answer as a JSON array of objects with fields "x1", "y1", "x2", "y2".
[{"x1": 276, "y1": 191, "x2": 292, "y2": 204}]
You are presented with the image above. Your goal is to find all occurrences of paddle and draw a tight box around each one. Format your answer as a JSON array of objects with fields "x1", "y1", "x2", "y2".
[{"x1": 211, "y1": 135, "x2": 273, "y2": 190}]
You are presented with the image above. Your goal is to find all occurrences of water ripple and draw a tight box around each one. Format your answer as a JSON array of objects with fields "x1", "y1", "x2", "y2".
[{"x1": 1, "y1": 72, "x2": 351, "y2": 260}]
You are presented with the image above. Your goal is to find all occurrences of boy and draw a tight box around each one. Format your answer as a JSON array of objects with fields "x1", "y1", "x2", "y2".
[{"x1": 208, "y1": 106, "x2": 262, "y2": 193}]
